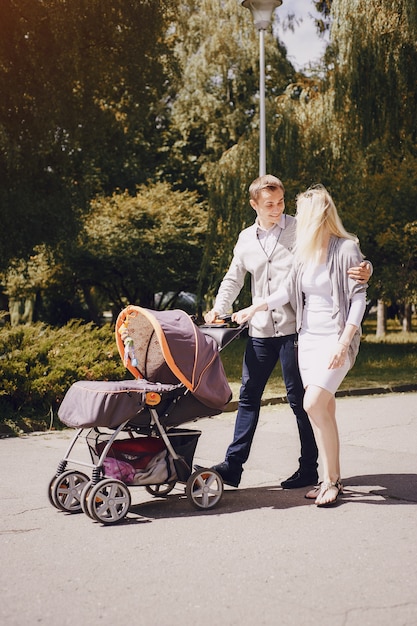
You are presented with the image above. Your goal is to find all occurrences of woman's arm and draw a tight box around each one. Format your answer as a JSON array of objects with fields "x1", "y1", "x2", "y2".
[
  {"x1": 232, "y1": 281, "x2": 291, "y2": 325},
  {"x1": 265, "y1": 282, "x2": 291, "y2": 311},
  {"x1": 328, "y1": 291, "x2": 366, "y2": 369},
  {"x1": 232, "y1": 300, "x2": 267, "y2": 324}
]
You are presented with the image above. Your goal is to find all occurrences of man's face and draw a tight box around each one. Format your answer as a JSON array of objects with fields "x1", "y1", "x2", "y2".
[{"x1": 250, "y1": 188, "x2": 285, "y2": 230}]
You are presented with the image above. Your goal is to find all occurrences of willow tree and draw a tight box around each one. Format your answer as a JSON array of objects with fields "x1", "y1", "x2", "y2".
[
  {"x1": 167, "y1": 0, "x2": 296, "y2": 304},
  {"x1": 167, "y1": 0, "x2": 293, "y2": 192},
  {"x1": 267, "y1": 1, "x2": 417, "y2": 331},
  {"x1": 328, "y1": 0, "x2": 417, "y2": 331},
  {"x1": 331, "y1": 0, "x2": 417, "y2": 151}
]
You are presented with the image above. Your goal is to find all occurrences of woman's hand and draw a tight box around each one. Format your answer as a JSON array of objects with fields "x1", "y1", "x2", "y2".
[
  {"x1": 328, "y1": 342, "x2": 348, "y2": 369},
  {"x1": 232, "y1": 302, "x2": 267, "y2": 325},
  {"x1": 232, "y1": 306, "x2": 256, "y2": 325}
]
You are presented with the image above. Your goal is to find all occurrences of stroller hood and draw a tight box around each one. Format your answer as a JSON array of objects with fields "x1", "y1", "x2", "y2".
[{"x1": 116, "y1": 306, "x2": 232, "y2": 411}]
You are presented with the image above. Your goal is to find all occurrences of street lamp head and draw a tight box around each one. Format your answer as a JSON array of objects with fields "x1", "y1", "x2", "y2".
[{"x1": 239, "y1": 0, "x2": 282, "y2": 31}]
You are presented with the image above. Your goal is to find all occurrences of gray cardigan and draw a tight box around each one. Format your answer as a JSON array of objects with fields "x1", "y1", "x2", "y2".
[
  {"x1": 285, "y1": 236, "x2": 367, "y2": 366},
  {"x1": 214, "y1": 215, "x2": 298, "y2": 338}
]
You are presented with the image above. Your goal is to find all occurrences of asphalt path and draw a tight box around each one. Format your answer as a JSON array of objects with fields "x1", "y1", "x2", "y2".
[{"x1": 1, "y1": 392, "x2": 417, "y2": 626}]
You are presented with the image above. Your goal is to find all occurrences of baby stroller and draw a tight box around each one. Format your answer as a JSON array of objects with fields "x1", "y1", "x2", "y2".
[{"x1": 47, "y1": 305, "x2": 246, "y2": 524}]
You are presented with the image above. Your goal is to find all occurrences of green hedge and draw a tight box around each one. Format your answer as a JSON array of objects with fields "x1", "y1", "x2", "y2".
[{"x1": 0, "y1": 321, "x2": 128, "y2": 434}]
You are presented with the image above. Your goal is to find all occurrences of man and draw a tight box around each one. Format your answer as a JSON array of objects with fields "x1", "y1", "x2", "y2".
[{"x1": 205, "y1": 175, "x2": 371, "y2": 489}]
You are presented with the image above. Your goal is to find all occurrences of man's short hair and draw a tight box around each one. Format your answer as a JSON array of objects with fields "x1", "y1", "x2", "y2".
[{"x1": 249, "y1": 175, "x2": 285, "y2": 201}]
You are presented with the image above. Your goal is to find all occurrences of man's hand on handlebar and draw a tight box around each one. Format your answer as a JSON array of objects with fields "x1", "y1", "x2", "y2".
[{"x1": 204, "y1": 309, "x2": 219, "y2": 324}]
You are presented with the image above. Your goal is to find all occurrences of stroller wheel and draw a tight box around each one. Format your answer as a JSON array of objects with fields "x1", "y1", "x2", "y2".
[
  {"x1": 145, "y1": 481, "x2": 176, "y2": 497},
  {"x1": 47, "y1": 475, "x2": 61, "y2": 509},
  {"x1": 50, "y1": 470, "x2": 90, "y2": 513},
  {"x1": 186, "y1": 468, "x2": 223, "y2": 510},
  {"x1": 87, "y1": 479, "x2": 131, "y2": 525},
  {"x1": 80, "y1": 482, "x2": 95, "y2": 518}
]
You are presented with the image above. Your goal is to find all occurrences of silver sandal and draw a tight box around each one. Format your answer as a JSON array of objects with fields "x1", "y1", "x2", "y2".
[
  {"x1": 304, "y1": 484, "x2": 322, "y2": 500},
  {"x1": 315, "y1": 479, "x2": 343, "y2": 507}
]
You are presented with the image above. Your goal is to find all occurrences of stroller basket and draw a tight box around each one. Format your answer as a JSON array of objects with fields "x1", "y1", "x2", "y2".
[
  {"x1": 92, "y1": 433, "x2": 166, "y2": 468},
  {"x1": 90, "y1": 428, "x2": 201, "y2": 485}
]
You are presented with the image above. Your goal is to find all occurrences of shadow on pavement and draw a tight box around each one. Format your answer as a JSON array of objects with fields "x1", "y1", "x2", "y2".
[
  {"x1": 342, "y1": 472, "x2": 417, "y2": 504},
  {"x1": 126, "y1": 472, "x2": 417, "y2": 522}
]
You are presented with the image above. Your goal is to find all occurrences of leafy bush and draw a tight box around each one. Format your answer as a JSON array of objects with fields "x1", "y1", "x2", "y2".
[{"x1": 0, "y1": 320, "x2": 127, "y2": 433}]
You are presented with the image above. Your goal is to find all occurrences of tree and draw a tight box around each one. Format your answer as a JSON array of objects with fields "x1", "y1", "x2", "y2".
[
  {"x1": 75, "y1": 183, "x2": 208, "y2": 320},
  {"x1": 166, "y1": 0, "x2": 297, "y2": 303},
  {"x1": 0, "y1": 0, "x2": 176, "y2": 270},
  {"x1": 331, "y1": 0, "x2": 417, "y2": 151},
  {"x1": 162, "y1": 0, "x2": 294, "y2": 194},
  {"x1": 327, "y1": 0, "x2": 417, "y2": 329},
  {"x1": 2, "y1": 183, "x2": 209, "y2": 324},
  {"x1": 339, "y1": 154, "x2": 417, "y2": 333}
]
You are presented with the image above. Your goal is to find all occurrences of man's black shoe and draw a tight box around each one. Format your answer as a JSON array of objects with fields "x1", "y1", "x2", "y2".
[
  {"x1": 281, "y1": 469, "x2": 318, "y2": 489},
  {"x1": 211, "y1": 461, "x2": 242, "y2": 488}
]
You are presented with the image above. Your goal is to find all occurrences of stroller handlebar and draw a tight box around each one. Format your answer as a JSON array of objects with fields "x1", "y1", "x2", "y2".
[
  {"x1": 198, "y1": 317, "x2": 248, "y2": 351},
  {"x1": 201, "y1": 314, "x2": 247, "y2": 329}
]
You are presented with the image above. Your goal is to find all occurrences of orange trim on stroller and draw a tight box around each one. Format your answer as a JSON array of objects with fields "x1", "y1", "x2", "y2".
[{"x1": 116, "y1": 306, "x2": 195, "y2": 392}]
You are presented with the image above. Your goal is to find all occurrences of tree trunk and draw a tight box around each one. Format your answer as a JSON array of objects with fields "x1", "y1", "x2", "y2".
[
  {"x1": 402, "y1": 301, "x2": 412, "y2": 332},
  {"x1": 9, "y1": 297, "x2": 35, "y2": 326},
  {"x1": 82, "y1": 286, "x2": 101, "y2": 325},
  {"x1": 376, "y1": 299, "x2": 387, "y2": 336}
]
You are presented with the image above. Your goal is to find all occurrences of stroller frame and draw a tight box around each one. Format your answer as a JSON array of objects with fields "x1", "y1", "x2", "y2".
[
  {"x1": 48, "y1": 386, "x2": 225, "y2": 523},
  {"x1": 48, "y1": 307, "x2": 246, "y2": 524}
]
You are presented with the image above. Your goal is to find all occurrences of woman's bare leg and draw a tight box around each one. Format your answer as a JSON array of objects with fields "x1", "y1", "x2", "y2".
[{"x1": 303, "y1": 385, "x2": 341, "y2": 505}]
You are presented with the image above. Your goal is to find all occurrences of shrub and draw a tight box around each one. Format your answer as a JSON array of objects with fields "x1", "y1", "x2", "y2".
[{"x1": 0, "y1": 320, "x2": 127, "y2": 433}]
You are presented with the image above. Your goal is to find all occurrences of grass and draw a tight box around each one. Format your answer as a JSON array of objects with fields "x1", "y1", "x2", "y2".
[{"x1": 219, "y1": 316, "x2": 417, "y2": 401}]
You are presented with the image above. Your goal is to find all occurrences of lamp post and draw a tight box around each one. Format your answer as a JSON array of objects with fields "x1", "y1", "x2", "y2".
[{"x1": 239, "y1": 0, "x2": 282, "y2": 176}]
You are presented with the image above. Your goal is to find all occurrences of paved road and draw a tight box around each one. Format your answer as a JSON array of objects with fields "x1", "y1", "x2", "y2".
[{"x1": 1, "y1": 392, "x2": 417, "y2": 626}]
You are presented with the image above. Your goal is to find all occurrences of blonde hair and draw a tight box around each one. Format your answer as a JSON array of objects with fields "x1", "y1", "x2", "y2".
[
  {"x1": 295, "y1": 185, "x2": 358, "y2": 264},
  {"x1": 249, "y1": 174, "x2": 285, "y2": 201}
]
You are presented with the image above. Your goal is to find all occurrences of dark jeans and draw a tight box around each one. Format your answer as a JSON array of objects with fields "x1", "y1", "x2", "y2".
[{"x1": 225, "y1": 335, "x2": 318, "y2": 473}]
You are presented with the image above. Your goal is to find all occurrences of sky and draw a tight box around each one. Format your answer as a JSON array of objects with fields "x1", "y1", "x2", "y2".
[{"x1": 273, "y1": 0, "x2": 330, "y2": 70}]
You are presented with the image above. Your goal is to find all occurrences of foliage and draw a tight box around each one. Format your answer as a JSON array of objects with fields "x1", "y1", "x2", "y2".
[
  {"x1": 0, "y1": 0, "x2": 176, "y2": 270},
  {"x1": 1, "y1": 183, "x2": 208, "y2": 323},
  {"x1": 0, "y1": 320, "x2": 127, "y2": 431},
  {"x1": 163, "y1": 0, "x2": 294, "y2": 194},
  {"x1": 74, "y1": 182, "x2": 208, "y2": 316},
  {"x1": 331, "y1": 0, "x2": 417, "y2": 149}
]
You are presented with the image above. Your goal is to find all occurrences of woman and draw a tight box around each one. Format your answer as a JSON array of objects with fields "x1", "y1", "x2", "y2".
[{"x1": 232, "y1": 185, "x2": 367, "y2": 507}]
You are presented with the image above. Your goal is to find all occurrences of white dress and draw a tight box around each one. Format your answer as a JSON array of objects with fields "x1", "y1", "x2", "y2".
[
  {"x1": 265, "y1": 262, "x2": 366, "y2": 394},
  {"x1": 298, "y1": 263, "x2": 350, "y2": 393}
]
